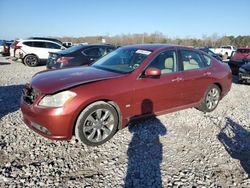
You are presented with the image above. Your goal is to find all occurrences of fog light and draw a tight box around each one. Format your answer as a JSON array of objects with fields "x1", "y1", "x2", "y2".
[{"x1": 31, "y1": 122, "x2": 51, "y2": 135}]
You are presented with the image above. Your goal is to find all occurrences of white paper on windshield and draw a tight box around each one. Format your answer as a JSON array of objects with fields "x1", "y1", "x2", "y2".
[{"x1": 136, "y1": 49, "x2": 151, "y2": 55}]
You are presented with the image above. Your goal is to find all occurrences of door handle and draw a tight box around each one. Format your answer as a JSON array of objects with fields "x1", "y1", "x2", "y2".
[
  {"x1": 171, "y1": 77, "x2": 184, "y2": 82},
  {"x1": 203, "y1": 72, "x2": 211, "y2": 76}
]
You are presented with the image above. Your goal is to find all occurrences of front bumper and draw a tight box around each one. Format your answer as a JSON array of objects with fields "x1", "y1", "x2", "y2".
[{"x1": 20, "y1": 97, "x2": 75, "y2": 140}]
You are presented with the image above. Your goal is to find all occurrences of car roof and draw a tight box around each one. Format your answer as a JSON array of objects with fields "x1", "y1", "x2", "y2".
[
  {"x1": 121, "y1": 44, "x2": 193, "y2": 51},
  {"x1": 78, "y1": 44, "x2": 117, "y2": 48},
  {"x1": 20, "y1": 39, "x2": 63, "y2": 46},
  {"x1": 28, "y1": 37, "x2": 63, "y2": 44}
]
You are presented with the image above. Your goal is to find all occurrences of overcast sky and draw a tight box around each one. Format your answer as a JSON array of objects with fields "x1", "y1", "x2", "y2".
[{"x1": 0, "y1": 0, "x2": 249, "y2": 40}]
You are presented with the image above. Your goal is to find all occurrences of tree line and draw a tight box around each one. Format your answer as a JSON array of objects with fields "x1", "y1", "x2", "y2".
[{"x1": 56, "y1": 32, "x2": 250, "y2": 48}]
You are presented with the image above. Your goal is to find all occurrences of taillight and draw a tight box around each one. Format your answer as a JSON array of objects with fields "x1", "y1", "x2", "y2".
[{"x1": 57, "y1": 57, "x2": 74, "y2": 64}]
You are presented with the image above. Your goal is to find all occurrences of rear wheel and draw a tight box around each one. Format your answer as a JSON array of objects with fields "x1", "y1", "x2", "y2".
[
  {"x1": 75, "y1": 101, "x2": 119, "y2": 146},
  {"x1": 198, "y1": 84, "x2": 221, "y2": 112},
  {"x1": 24, "y1": 54, "x2": 39, "y2": 67}
]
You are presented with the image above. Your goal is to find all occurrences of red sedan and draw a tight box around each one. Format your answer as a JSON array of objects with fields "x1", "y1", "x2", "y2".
[{"x1": 21, "y1": 44, "x2": 232, "y2": 146}]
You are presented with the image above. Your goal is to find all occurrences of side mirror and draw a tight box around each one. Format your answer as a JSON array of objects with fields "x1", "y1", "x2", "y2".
[{"x1": 144, "y1": 67, "x2": 161, "y2": 78}]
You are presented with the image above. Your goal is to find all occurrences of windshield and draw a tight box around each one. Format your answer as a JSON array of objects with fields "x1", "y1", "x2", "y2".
[{"x1": 92, "y1": 48, "x2": 152, "y2": 73}]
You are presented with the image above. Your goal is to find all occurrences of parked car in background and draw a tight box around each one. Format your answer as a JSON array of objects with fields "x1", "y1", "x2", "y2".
[
  {"x1": 230, "y1": 48, "x2": 250, "y2": 62},
  {"x1": 228, "y1": 48, "x2": 250, "y2": 75},
  {"x1": 197, "y1": 47, "x2": 222, "y2": 61},
  {"x1": 15, "y1": 39, "x2": 65, "y2": 66},
  {"x1": 227, "y1": 60, "x2": 248, "y2": 75},
  {"x1": 209, "y1": 45, "x2": 236, "y2": 59},
  {"x1": 238, "y1": 62, "x2": 250, "y2": 84},
  {"x1": 47, "y1": 44, "x2": 117, "y2": 69},
  {"x1": 21, "y1": 44, "x2": 232, "y2": 146},
  {"x1": 0, "y1": 40, "x2": 13, "y2": 56}
]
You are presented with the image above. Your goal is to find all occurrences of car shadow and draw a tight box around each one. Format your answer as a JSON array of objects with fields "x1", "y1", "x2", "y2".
[
  {"x1": 124, "y1": 99, "x2": 167, "y2": 188},
  {"x1": 0, "y1": 85, "x2": 24, "y2": 119},
  {"x1": 0, "y1": 62, "x2": 11, "y2": 65},
  {"x1": 217, "y1": 117, "x2": 250, "y2": 177}
]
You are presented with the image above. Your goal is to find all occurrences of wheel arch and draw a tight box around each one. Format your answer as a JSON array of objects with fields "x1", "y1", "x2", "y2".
[{"x1": 213, "y1": 82, "x2": 223, "y2": 98}]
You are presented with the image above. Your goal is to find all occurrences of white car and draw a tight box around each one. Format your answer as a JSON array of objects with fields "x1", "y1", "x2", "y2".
[
  {"x1": 15, "y1": 39, "x2": 65, "y2": 66},
  {"x1": 209, "y1": 45, "x2": 236, "y2": 59}
]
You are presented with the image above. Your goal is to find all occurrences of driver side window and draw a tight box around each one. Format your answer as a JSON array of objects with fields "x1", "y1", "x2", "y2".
[{"x1": 148, "y1": 50, "x2": 177, "y2": 74}]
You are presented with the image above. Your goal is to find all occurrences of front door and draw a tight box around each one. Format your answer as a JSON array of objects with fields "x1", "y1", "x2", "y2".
[{"x1": 133, "y1": 49, "x2": 184, "y2": 116}]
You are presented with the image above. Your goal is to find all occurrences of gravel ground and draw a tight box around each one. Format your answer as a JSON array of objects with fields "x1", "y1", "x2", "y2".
[{"x1": 0, "y1": 56, "x2": 250, "y2": 187}]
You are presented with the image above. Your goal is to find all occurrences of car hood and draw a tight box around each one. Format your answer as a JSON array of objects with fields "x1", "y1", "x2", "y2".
[
  {"x1": 241, "y1": 62, "x2": 250, "y2": 71},
  {"x1": 31, "y1": 66, "x2": 125, "y2": 94}
]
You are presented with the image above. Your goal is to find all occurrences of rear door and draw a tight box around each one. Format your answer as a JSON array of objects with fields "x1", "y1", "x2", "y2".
[
  {"x1": 28, "y1": 41, "x2": 49, "y2": 59},
  {"x1": 179, "y1": 48, "x2": 211, "y2": 105}
]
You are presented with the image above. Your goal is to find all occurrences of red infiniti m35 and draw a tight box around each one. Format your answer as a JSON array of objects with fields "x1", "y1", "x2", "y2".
[{"x1": 21, "y1": 44, "x2": 232, "y2": 146}]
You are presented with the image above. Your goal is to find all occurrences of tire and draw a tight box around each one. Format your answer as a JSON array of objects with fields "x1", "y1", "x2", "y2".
[
  {"x1": 198, "y1": 84, "x2": 221, "y2": 113},
  {"x1": 238, "y1": 80, "x2": 243, "y2": 84},
  {"x1": 75, "y1": 101, "x2": 119, "y2": 146},
  {"x1": 24, "y1": 54, "x2": 39, "y2": 67}
]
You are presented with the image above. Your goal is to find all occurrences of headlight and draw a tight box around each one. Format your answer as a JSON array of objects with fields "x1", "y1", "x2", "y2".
[
  {"x1": 239, "y1": 67, "x2": 246, "y2": 73},
  {"x1": 38, "y1": 90, "x2": 76, "y2": 107}
]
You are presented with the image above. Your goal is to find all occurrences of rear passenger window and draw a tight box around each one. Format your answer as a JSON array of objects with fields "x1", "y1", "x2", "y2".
[
  {"x1": 147, "y1": 50, "x2": 177, "y2": 74},
  {"x1": 83, "y1": 48, "x2": 101, "y2": 57},
  {"x1": 33, "y1": 42, "x2": 46, "y2": 48},
  {"x1": 106, "y1": 47, "x2": 115, "y2": 53},
  {"x1": 99, "y1": 47, "x2": 106, "y2": 56},
  {"x1": 180, "y1": 50, "x2": 205, "y2": 71},
  {"x1": 46, "y1": 42, "x2": 61, "y2": 49},
  {"x1": 23, "y1": 42, "x2": 33, "y2": 47},
  {"x1": 203, "y1": 54, "x2": 212, "y2": 66}
]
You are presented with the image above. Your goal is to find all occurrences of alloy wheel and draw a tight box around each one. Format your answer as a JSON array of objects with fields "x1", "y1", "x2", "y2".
[
  {"x1": 25, "y1": 56, "x2": 37, "y2": 66},
  {"x1": 205, "y1": 88, "x2": 220, "y2": 110},
  {"x1": 83, "y1": 109, "x2": 115, "y2": 143}
]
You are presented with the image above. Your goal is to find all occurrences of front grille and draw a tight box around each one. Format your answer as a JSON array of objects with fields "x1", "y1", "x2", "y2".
[{"x1": 22, "y1": 85, "x2": 39, "y2": 105}]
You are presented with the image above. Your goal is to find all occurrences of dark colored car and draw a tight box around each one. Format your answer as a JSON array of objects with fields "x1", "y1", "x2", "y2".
[
  {"x1": 197, "y1": 47, "x2": 222, "y2": 61},
  {"x1": 238, "y1": 62, "x2": 250, "y2": 84},
  {"x1": 21, "y1": 44, "x2": 232, "y2": 146},
  {"x1": 227, "y1": 59, "x2": 249, "y2": 75},
  {"x1": 46, "y1": 44, "x2": 117, "y2": 69}
]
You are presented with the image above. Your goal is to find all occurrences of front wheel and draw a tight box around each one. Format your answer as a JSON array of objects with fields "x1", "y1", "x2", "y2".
[
  {"x1": 24, "y1": 54, "x2": 39, "y2": 67},
  {"x1": 75, "y1": 101, "x2": 119, "y2": 146},
  {"x1": 198, "y1": 84, "x2": 221, "y2": 113}
]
